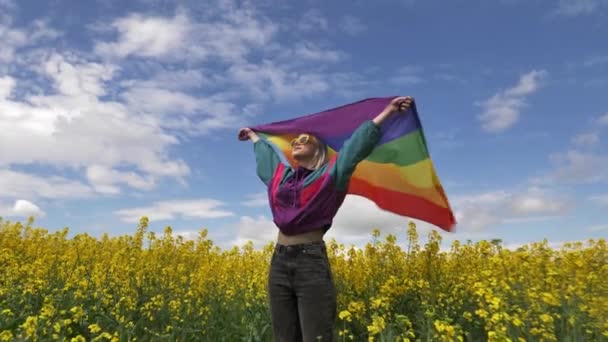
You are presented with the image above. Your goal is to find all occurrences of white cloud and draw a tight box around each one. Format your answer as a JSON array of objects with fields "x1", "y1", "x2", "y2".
[
  {"x1": 95, "y1": 9, "x2": 278, "y2": 63},
  {"x1": 589, "y1": 194, "x2": 608, "y2": 206},
  {"x1": 224, "y1": 196, "x2": 438, "y2": 250},
  {"x1": 241, "y1": 192, "x2": 268, "y2": 207},
  {"x1": 588, "y1": 224, "x2": 608, "y2": 232},
  {"x1": 297, "y1": 9, "x2": 328, "y2": 32},
  {"x1": 289, "y1": 42, "x2": 345, "y2": 63},
  {"x1": 598, "y1": 112, "x2": 608, "y2": 125},
  {"x1": 0, "y1": 53, "x2": 192, "y2": 195},
  {"x1": 0, "y1": 0, "x2": 15, "y2": 9},
  {"x1": 325, "y1": 196, "x2": 437, "y2": 247},
  {"x1": 477, "y1": 70, "x2": 547, "y2": 132},
  {"x1": 452, "y1": 187, "x2": 570, "y2": 231},
  {"x1": 554, "y1": 0, "x2": 608, "y2": 16},
  {"x1": 0, "y1": 169, "x2": 93, "y2": 199},
  {"x1": 0, "y1": 0, "x2": 60, "y2": 66},
  {"x1": 94, "y1": 13, "x2": 191, "y2": 59},
  {"x1": 452, "y1": 191, "x2": 511, "y2": 231},
  {"x1": 509, "y1": 189, "x2": 569, "y2": 215},
  {"x1": 0, "y1": 25, "x2": 26, "y2": 64},
  {"x1": 227, "y1": 188, "x2": 570, "y2": 249},
  {"x1": 42, "y1": 53, "x2": 116, "y2": 97},
  {"x1": 547, "y1": 150, "x2": 608, "y2": 184},
  {"x1": 229, "y1": 215, "x2": 277, "y2": 248},
  {"x1": 0, "y1": 76, "x2": 15, "y2": 99},
  {"x1": 501, "y1": 240, "x2": 586, "y2": 251},
  {"x1": 119, "y1": 67, "x2": 208, "y2": 90},
  {"x1": 12, "y1": 200, "x2": 45, "y2": 217},
  {"x1": 390, "y1": 65, "x2": 424, "y2": 85},
  {"x1": 430, "y1": 128, "x2": 465, "y2": 150},
  {"x1": 228, "y1": 61, "x2": 331, "y2": 101},
  {"x1": 86, "y1": 164, "x2": 156, "y2": 194},
  {"x1": 584, "y1": 55, "x2": 608, "y2": 67},
  {"x1": 0, "y1": 0, "x2": 364, "y2": 202},
  {"x1": 0, "y1": 199, "x2": 45, "y2": 218},
  {"x1": 339, "y1": 15, "x2": 367, "y2": 35},
  {"x1": 114, "y1": 199, "x2": 234, "y2": 223},
  {"x1": 572, "y1": 132, "x2": 599, "y2": 145},
  {"x1": 223, "y1": 190, "x2": 569, "y2": 250},
  {"x1": 122, "y1": 86, "x2": 201, "y2": 115}
]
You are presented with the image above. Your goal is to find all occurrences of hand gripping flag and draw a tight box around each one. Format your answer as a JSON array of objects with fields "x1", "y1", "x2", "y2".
[{"x1": 247, "y1": 97, "x2": 456, "y2": 232}]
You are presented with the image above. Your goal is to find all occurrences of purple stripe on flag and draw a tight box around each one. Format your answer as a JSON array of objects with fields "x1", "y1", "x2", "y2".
[
  {"x1": 252, "y1": 97, "x2": 420, "y2": 139},
  {"x1": 256, "y1": 97, "x2": 422, "y2": 150}
]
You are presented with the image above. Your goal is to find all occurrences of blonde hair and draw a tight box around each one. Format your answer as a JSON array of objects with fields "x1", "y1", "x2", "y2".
[{"x1": 309, "y1": 138, "x2": 328, "y2": 170}]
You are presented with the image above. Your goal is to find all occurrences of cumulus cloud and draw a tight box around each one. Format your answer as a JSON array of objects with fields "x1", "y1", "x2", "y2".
[
  {"x1": 546, "y1": 150, "x2": 608, "y2": 184},
  {"x1": 598, "y1": 112, "x2": 608, "y2": 125},
  {"x1": 114, "y1": 199, "x2": 234, "y2": 223},
  {"x1": 0, "y1": 52, "x2": 195, "y2": 196},
  {"x1": 326, "y1": 196, "x2": 422, "y2": 245},
  {"x1": 223, "y1": 187, "x2": 571, "y2": 250},
  {"x1": 241, "y1": 192, "x2": 268, "y2": 207},
  {"x1": 285, "y1": 42, "x2": 345, "y2": 63},
  {"x1": 452, "y1": 187, "x2": 570, "y2": 231},
  {"x1": 95, "y1": 13, "x2": 191, "y2": 59},
  {"x1": 589, "y1": 194, "x2": 608, "y2": 206},
  {"x1": 477, "y1": 70, "x2": 547, "y2": 132},
  {"x1": 587, "y1": 224, "x2": 608, "y2": 232},
  {"x1": 339, "y1": 15, "x2": 367, "y2": 35},
  {"x1": 0, "y1": 0, "x2": 370, "y2": 204},
  {"x1": 95, "y1": 9, "x2": 277, "y2": 63},
  {"x1": 0, "y1": 169, "x2": 93, "y2": 199},
  {"x1": 227, "y1": 61, "x2": 331, "y2": 101},
  {"x1": 0, "y1": 199, "x2": 46, "y2": 218},
  {"x1": 297, "y1": 9, "x2": 328, "y2": 32},
  {"x1": 223, "y1": 196, "x2": 437, "y2": 250},
  {"x1": 553, "y1": 0, "x2": 608, "y2": 16},
  {"x1": 390, "y1": 65, "x2": 425, "y2": 85},
  {"x1": 86, "y1": 164, "x2": 156, "y2": 195},
  {"x1": 13, "y1": 200, "x2": 45, "y2": 217},
  {"x1": 229, "y1": 215, "x2": 277, "y2": 248},
  {"x1": 0, "y1": 0, "x2": 60, "y2": 66},
  {"x1": 572, "y1": 132, "x2": 599, "y2": 146}
]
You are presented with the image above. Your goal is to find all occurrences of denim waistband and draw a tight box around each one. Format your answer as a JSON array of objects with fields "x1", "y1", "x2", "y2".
[{"x1": 274, "y1": 240, "x2": 326, "y2": 254}]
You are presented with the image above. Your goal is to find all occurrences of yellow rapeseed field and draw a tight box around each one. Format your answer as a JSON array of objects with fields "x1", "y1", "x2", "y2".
[{"x1": 1, "y1": 216, "x2": 606, "y2": 341}]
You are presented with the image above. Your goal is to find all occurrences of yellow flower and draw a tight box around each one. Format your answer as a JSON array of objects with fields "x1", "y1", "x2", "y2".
[
  {"x1": 367, "y1": 315, "x2": 386, "y2": 336},
  {"x1": 20, "y1": 316, "x2": 38, "y2": 337},
  {"x1": 89, "y1": 324, "x2": 102, "y2": 334},
  {"x1": 475, "y1": 309, "x2": 488, "y2": 318},
  {"x1": 512, "y1": 317, "x2": 523, "y2": 327},
  {"x1": 0, "y1": 331, "x2": 14, "y2": 342},
  {"x1": 540, "y1": 314, "x2": 553, "y2": 324},
  {"x1": 339, "y1": 310, "x2": 352, "y2": 321},
  {"x1": 0, "y1": 218, "x2": 605, "y2": 340}
]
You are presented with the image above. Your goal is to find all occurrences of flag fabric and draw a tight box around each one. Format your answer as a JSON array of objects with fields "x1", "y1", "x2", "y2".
[{"x1": 249, "y1": 97, "x2": 456, "y2": 232}]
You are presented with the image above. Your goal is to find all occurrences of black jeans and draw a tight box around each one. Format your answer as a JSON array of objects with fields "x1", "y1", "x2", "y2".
[{"x1": 268, "y1": 241, "x2": 337, "y2": 341}]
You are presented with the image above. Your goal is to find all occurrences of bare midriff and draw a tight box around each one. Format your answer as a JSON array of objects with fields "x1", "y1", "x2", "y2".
[{"x1": 277, "y1": 228, "x2": 325, "y2": 245}]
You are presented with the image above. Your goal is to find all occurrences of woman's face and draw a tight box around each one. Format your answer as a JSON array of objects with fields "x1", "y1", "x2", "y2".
[{"x1": 291, "y1": 134, "x2": 317, "y2": 160}]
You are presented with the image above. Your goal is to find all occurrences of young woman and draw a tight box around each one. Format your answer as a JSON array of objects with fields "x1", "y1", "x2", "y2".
[{"x1": 238, "y1": 96, "x2": 413, "y2": 341}]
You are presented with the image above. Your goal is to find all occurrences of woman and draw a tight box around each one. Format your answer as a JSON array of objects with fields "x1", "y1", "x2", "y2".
[{"x1": 238, "y1": 96, "x2": 413, "y2": 341}]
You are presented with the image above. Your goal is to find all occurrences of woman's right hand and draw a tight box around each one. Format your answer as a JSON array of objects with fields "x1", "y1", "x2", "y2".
[{"x1": 238, "y1": 127, "x2": 258, "y2": 142}]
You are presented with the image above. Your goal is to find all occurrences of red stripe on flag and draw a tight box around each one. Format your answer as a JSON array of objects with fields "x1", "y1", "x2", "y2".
[{"x1": 348, "y1": 177, "x2": 456, "y2": 232}]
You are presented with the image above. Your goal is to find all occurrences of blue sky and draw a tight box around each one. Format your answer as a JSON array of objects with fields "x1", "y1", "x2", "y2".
[{"x1": 1, "y1": 0, "x2": 607, "y2": 250}]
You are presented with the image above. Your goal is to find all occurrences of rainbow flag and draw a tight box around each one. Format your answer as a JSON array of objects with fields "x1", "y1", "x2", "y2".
[{"x1": 250, "y1": 97, "x2": 456, "y2": 232}]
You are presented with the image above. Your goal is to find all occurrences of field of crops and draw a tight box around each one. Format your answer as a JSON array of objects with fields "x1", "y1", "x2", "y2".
[{"x1": 1, "y1": 216, "x2": 606, "y2": 341}]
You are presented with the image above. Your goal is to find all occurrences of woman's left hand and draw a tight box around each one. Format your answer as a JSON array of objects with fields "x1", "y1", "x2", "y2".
[{"x1": 386, "y1": 96, "x2": 414, "y2": 114}]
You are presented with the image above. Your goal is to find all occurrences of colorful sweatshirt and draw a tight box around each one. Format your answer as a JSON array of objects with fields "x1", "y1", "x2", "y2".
[{"x1": 253, "y1": 120, "x2": 381, "y2": 235}]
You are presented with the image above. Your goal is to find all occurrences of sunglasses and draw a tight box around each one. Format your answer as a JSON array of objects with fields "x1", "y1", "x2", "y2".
[{"x1": 290, "y1": 134, "x2": 316, "y2": 147}]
